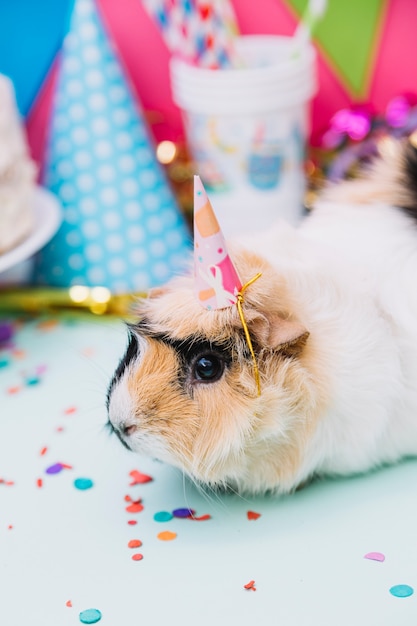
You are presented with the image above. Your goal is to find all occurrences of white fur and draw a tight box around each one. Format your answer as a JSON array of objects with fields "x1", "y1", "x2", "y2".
[{"x1": 236, "y1": 198, "x2": 417, "y2": 486}]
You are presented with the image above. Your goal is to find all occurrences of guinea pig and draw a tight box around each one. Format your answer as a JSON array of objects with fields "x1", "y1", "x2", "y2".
[{"x1": 107, "y1": 138, "x2": 417, "y2": 495}]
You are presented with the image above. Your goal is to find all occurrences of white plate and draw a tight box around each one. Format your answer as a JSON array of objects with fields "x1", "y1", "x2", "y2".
[{"x1": 0, "y1": 186, "x2": 62, "y2": 274}]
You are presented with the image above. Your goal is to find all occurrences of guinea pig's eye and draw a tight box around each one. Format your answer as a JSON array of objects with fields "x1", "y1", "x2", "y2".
[{"x1": 192, "y1": 353, "x2": 224, "y2": 383}]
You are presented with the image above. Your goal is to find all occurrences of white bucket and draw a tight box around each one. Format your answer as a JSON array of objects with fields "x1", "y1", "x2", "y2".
[{"x1": 170, "y1": 35, "x2": 317, "y2": 235}]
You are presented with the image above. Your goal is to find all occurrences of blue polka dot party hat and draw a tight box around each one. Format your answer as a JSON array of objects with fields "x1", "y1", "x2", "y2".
[{"x1": 33, "y1": 0, "x2": 191, "y2": 293}]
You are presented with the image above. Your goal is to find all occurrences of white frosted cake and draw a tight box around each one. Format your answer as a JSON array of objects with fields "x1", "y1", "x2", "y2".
[{"x1": 0, "y1": 74, "x2": 37, "y2": 254}]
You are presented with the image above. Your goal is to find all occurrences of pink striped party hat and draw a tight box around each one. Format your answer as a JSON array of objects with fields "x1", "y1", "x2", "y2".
[{"x1": 193, "y1": 175, "x2": 242, "y2": 310}]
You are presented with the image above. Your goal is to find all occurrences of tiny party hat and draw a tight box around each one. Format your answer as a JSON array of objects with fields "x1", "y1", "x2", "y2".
[
  {"x1": 194, "y1": 175, "x2": 242, "y2": 310},
  {"x1": 33, "y1": 0, "x2": 191, "y2": 294}
]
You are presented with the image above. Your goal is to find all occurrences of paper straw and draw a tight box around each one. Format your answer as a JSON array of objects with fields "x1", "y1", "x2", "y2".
[{"x1": 142, "y1": 0, "x2": 240, "y2": 68}]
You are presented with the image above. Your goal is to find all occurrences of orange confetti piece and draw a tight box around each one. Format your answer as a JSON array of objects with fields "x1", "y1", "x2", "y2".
[
  {"x1": 191, "y1": 514, "x2": 211, "y2": 521},
  {"x1": 131, "y1": 553, "x2": 143, "y2": 561},
  {"x1": 36, "y1": 319, "x2": 59, "y2": 331},
  {"x1": 244, "y1": 580, "x2": 256, "y2": 591},
  {"x1": 157, "y1": 531, "x2": 177, "y2": 541},
  {"x1": 12, "y1": 349, "x2": 26, "y2": 359},
  {"x1": 37, "y1": 478, "x2": 43, "y2": 488},
  {"x1": 66, "y1": 600, "x2": 72, "y2": 608},
  {"x1": 40, "y1": 447, "x2": 48, "y2": 456},
  {"x1": 7, "y1": 386, "x2": 20, "y2": 395},
  {"x1": 128, "y1": 539, "x2": 142, "y2": 548},
  {"x1": 247, "y1": 511, "x2": 261, "y2": 520},
  {"x1": 129, "y1": 469, "x2": 153, "y2": 485}
]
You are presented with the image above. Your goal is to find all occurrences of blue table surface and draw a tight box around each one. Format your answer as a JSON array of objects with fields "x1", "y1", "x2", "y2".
[{"x1": 1, "y1": 314, "x2": 417, "y2": 626}]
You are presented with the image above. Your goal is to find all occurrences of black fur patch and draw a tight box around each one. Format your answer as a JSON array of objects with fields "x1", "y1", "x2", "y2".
[{"x1": 106, "y1": 329, "x2": 139, "y2": 409}]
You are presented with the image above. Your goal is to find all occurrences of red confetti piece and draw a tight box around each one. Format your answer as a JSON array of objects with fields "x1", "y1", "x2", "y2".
[
  {"x1": 244, "y1": 580, "x2": 256, "y2": 591},
  {"x1": 37, "y1": 478, "x2": 43, "y2": 488},
  {"x1": 66, "y1": 600, "x2": 72, "y2": 608},
  {"x1": 126, "y1": 502, "x2": 144, "y2": 514},
  {"x1": 247, "y1": 511, "x2": 261, "y2": 521},
  {"x1": 56, "y1": 426, "x2": 65, "y2": 433},
  {"x1": 8, "y1": 525, "x2": 13, "y2": 530},
  {"x1": 127, "y1": 520, "x2": 137, "y2": 526},
  {"x1": 40, "y1": 447, "x2": 48, "y2": 456},
  {"x1": 124, "y1": 495, "x2": 132, "y2": 502},
  {"x1": 190, "y1": 514, "x2": 211, "y2": 521},
  {"x1": 131, "y1": 553, "x2": 143, "y2": 561},
  {"x1": 4, "y1": 481, "x2": 14, "y2": 486},
  {"x1": 129, "y1": 470, "x2": 153, "y2": 485},
  {"x1": 60, "y1": 463, "x2": 73, "y2": 470},
  {"x1": 128, "y1": 539, "x2": 142, "y2": 548},
  {"x1": 64, "y1": 406, "x2": 77, "y2": 415}
]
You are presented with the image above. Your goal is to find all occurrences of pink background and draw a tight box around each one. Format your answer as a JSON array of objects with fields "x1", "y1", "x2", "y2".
[{"x1": 26, "y1": 0, "x2": 417, "y2": 166}]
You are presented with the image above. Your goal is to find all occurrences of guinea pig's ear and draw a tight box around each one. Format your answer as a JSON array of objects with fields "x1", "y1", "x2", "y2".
[
  {"x1": 147, "y1": 286, "x2": 168, "y2": 299},
  {"x1": 246, "y1": 311, "x2": 309, "y2": 357}
]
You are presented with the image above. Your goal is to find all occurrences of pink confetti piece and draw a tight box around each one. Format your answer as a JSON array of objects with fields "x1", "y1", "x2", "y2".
[{"x1": 364, "y1": 552, "x2": 385, "y2": 562}]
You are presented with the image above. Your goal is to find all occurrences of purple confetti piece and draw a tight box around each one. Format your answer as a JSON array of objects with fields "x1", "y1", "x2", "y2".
[{"x1": 45, "y1": 463, "x2": 64, "y2": 475}]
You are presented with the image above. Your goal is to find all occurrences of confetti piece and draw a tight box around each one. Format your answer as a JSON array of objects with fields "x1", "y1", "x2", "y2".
[
  {"x1": 37, "y1": 478, "x2": 43, "y2": 488},
  {"x1": 56, "y1": 426, "x2": 65, "y2": 433},
  {"x1": 66, "y1": 600, "x2": 73, "y2": 608},
  {"x1": 190, "y1": 514, "x2": 211, "y2": 521},
  {"x1": 244, "y1": 580, "x2": 256, "y2": 591},
  {"x1": 127, "y1": 520, "x2": 137, "y2": 526},
  {"x1": 128, "y1": 539, "x2": 142, "y2": 548},
  {"x1": 131, "y1": 553, "x2": 144, "y2": 561},
  {"x1": 45, "y1": 463, "x2": 65, "y2": 475},
  {"x1": 153, "y1": 511, "x2": 174, "y2": 522},
  {"x1": 157, "y1": 531, "x2": 177, "y2": 541},
  {"x1": 64, "y1": 406, "x2": 77, "y2": 415},
  {"x1": 79, "y1": 608, "x2": 102, "y2": 623},
  {"x1": 124, "y1": 495, "x2": 132, "y2": 502},
  {"x1": 8, "y1": 525, "x2": 13, "y2": 530},
  {"x1": 12, "y1": 349, "x2": 26, "y2": 359},
  {"x1": 129, "y1": 470, "x2": 153, "y2": 485},
  {"x1": 25, "y1": 376, "x2": 41, "y2": 386},
  {"x1": 126, "y1": 502, "x2": 144, "y2": 514},
  {"x1": 364, "y1": 552, "x2": 385, "y2": 562},
  {"x1": 7, "y1": 386, "x2": 21, "y2": 395},
  {"x1": 389, "y1": 584, "x2": 414, "y2": 598},
  {"x1": 37, "y1": 319, "x2": 59, "y2": 331},
  {"x1": 247, "y1": 511, "x2": 261, "y2": 520},
  {"x1": 173, "y1": 508, "x2": 195, "y2": 518},
  {"x1": 40, "y1": 447, "x2": 48, "y2": 456},
  {"x1": 74, "y1": 478, "x2": 94, "y2": 490},
  {"x1": 0, "y1": 479, "x2": 14, "y2": 486},
  {"x1": 0, "y1": 357, "x2": 10, "y2": 368}
]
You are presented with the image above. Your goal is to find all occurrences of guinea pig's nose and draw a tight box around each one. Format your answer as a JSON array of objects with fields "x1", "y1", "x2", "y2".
[{"x1": 122, "y1": 422, "x2": 137, "y2": 437}]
